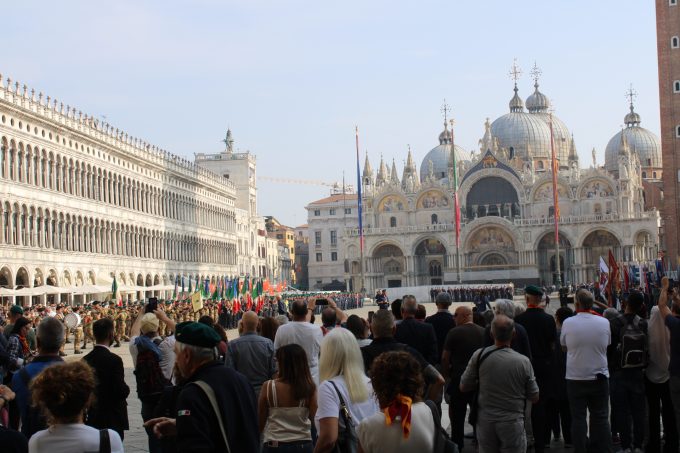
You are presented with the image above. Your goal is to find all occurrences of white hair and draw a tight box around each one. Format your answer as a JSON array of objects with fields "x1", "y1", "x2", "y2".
[
  {"x1": 177, "y1": 341, "x2": 216, "y2": 362},
  {"x1": 493, "y1": 299, "x2": 516, "y2": 319}
]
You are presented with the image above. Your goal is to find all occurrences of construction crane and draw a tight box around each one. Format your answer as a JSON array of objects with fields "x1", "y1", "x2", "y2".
[{"x1": 258, "y1": 176, "x2": 354, "y2": 194}]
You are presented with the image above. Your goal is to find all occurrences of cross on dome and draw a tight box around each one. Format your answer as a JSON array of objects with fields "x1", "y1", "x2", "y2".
[
  {"x1": 509, "y1": 58, "x2": 522, "y2": 85},
  {"x1": 440, "y1": 99, "x2": 451, "y2": 125}
]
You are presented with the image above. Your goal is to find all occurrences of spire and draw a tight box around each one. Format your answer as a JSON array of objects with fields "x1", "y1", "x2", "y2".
[
  {"x1": 508, "y1": 58, "x2": 524, "y2": 113},
  {"x1": 568, "y1": 133, "x2": 579, "y2": 162},
  {"x1": 362, "y1": 152, "x2": 373, "y2": 180},
  {"x1": 406, "y1": 145, "x2": 415, "y2": 170},
  {"x1": 376, "y1": 155, "x2": 388, "y2": 185},
  {"x1": 526, "y1": 62, "x2": 550, "y2": 113},
  {"x1": 624, "y1": 84, "x2": 641, "y2": 127},
  {"x1": 619, "y1": 127, "x2": 630, "y2": 156},
  {"x1": 390, "y1": 159, "x2": 400, "y2": 184}
]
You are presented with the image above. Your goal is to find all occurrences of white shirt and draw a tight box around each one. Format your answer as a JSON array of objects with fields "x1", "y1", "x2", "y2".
[
  {"x1": 315, "y1": 375, "x2": 379, "y2": 432},
  {"x1": 358, "y1": 402, "x2": 435, "y2": 453},
  {"x1": 129, "y1": 335, "x2": 176, "y2": 381},
  {"x1": 560, "y1": 312, "x2": 611, "y2": 380},
  {"x1": 274, "y1": 321, "x2": 323, "y2": 384},
  {"x1": 647, "y1": 306, "x2": 671, "y2": 384},
  {"x1": 29, "y1": 424, "x2": 124, "y2": 453}
]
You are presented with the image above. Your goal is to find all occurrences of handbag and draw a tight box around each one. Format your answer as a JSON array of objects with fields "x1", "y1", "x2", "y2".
[
  {"x1": 468, "y1": 346, "x2": 505, "y2": 426},
  {"x1": 98, "y1": 429, "x2": 111, "y2": 453},
  {"x1": 425, "y1": 400, "x2": 459, "y2": 453},
  {"x1": 329, "y1": 380, "x2": 358, "y2": 453}
]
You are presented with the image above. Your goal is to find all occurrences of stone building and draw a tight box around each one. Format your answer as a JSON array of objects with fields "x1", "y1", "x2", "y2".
[
  {"x1": 0, "y1": 74, "x2": 266, "y2": 305},
  {"x1": 337, "y1": 74, "x2": 660, "y2": 292}
]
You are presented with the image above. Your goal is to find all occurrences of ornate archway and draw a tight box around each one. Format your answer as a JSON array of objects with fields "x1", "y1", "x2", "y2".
[
  {"x1": 581, "y1": 229, "x2": 621, "y2": 280},
  {"x1": 465, "y1": 225, "x2": 517, "y2": 270},
  {"x1": 414, "y1": 238, "x2": 447, "y2": 285},
  {"x1": 537, "y1": 232, "x2": 573, "y2": 285},
  {"x1": 372, "y1": 243, "x2": 405, "y2": 288}
]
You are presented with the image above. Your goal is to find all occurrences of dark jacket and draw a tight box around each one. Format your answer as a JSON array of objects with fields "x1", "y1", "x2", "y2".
[
  {"x1": 395, "y1": 318, "x2": 438, "y2": 365},
  {"x1": 83, "y1": 345, "x2": 130, "y2": 435},
  {"x1": 425, "y1": 311, "x2": 455, "y2": 365},
  {"x1": 176, "y1": 361, "x2": 259, "y2": 453}
]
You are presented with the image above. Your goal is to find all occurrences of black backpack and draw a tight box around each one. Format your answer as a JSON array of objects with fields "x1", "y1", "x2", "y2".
[
  {"x1": 617, "y1": 315, "x2": 648, "y2": 369},
  {"x1": 19, "y1": 367, "x2": 47, "y2": 439},
  {"x1": 134, "y1": 338, "x2": 171, "y2": 401}
]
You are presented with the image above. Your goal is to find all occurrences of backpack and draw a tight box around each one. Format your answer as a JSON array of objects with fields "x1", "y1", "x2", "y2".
[
  {"x1": 19, "y1": 367, "x2": 47, "y2": 439},
  {"x1": 134, "y1": 338, "x2": 171, "y2": 401},
  {"x1": 617, "y1": 315, "x2": 648, "y2": 369}
]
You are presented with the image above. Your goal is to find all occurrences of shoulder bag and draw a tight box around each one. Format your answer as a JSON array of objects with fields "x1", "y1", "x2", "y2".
[
  {"x1": 329, "y1": 380, "x2": 358, "y2": 453},
  {"x1": 468, "y1": 346, "x2": 505, "y2": 426},
  {"x1": 192, "y1": 380, "x2": 232, "y2": 453},
  {"x1": 425, "y1": 400, "x2": 459, "y2": 453}
]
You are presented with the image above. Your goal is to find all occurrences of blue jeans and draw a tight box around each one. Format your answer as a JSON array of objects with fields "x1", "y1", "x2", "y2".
[
  {"x1": 566, "y1": 379, "x2": 613, "y2": 453},
  {"x1": 609, "y1": 370, "x2": 645, "y2": 449}
]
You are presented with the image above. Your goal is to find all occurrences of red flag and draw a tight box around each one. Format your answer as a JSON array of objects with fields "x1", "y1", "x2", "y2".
[
  {"x1": 608, "y1": 250, "x2": 619, "y2": 306},
  {"x1": 622, "y1": 264, "x2": 630, "y2": 291}
]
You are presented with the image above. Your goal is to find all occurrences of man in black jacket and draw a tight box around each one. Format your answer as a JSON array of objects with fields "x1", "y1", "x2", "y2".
[
  {"x1": 395, "y1": 295, "x2": 438, "y2": 364},
  {"x1": 83, "y1": 317, "x2": 130, "y2": 439},
  {"x1": 425, "y1": 292, "x2": 456, "y2": 366},
  {"x1": 145, "y1": 321, "x2": 259, "y2": 453}
]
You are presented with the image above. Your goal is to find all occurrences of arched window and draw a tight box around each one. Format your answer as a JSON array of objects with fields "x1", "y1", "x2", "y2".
[
  {"x1": 431, "y1": 214, "x2": 438, "y2": 224},
  {"x1": 673, "y1": 36, "x2": 680, "y2": 48},
  {"x1": 653, "y1": 171, "x2": 658, "y2": 179},
  {"x1": 390, "y1": 216, "x2": 397, "y2": 228},
  {"x1": 642, "y1": 171, "x2": 647, "y2": 178},
  {"x1": 537, "y1": 161, "x2": 545, "y2": 170},
  {"x1": 674, "y1": 81, "x2": 680, "y2": 93}
]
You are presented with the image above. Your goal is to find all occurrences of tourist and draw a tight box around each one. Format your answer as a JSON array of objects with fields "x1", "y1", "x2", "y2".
[
  {"x1": 391, "y1": 299, "x2": 403, "y2": 323},
  {"x1": 274, "y1": 298, "x2": 323, "y2": 384},
  {"x1": 314, "y1": 328, "x2": 379, "y2": 453},
  {"x1": 259, "y1": 316, "x2": 280, "y2": 343},
  {"x1": 345, "y1": 314, "x2": 371, "y2": 347},
  {"x1": 359, "y1": 351, "x2": 435, "y2": 452},
  {"x1": 547, "y1": 306, "x2": 573, "y2": 448},
  {"x1": 395, "y1": 296, "x2": 438, "y2": 364},
  {"x1": 425, "y1": 291, "x2": 456, "y2": 366},
  {"x1": 225, "y1": 311, "x2": 276, "y2": 396},
  {"x1": 607, "y1": 290, "x2": 647, "y2": 453},
  {"x1": 646, "y1": 304, "x2": 678, "y2": 453},
  {"x1": 321, "y1": 307, "x2": 338, "y2": 335},
  {"x1": 361, "y1": 310, "x2": 444, "y2": 402},
  {"x1": 460, "y1": 315, "x2": 539, "y2": 453},
  {"x1": 560, "y1": 289, "x2": 613, "y2": 453},
  {"x1": 28, "y1": 361, "x2": 124, "y2": 453},
  {"x1": 129, "y1": 309, "x2": 173, "y2": 453},
  {"x1": 483, "y1": 299, "x2": 532, "y2": 358},
  {"x1": 515, "y1": 285, "x2": 557, "y2": 453},
  {"x1": 656, "y1": 276, "x2": 680, "y2": 445},
  {"x1": 441, "y1": 305, "x2": 485, "y2": 452},
  {"x1": 82, "y1": 318, "x2": 130, "y2": 440},
  {"x1": 0, "y1": 384, "x2": 28, "y2": 453},
  {"x1": 145, "y1": 321, "x2": 259, "y2": 452},
  {"x1": 259, "y1": 344, "x2": 317, "y2": 453},
  {"x1": 12, "y1": 317, "x2": 65, "y2": 438},
  {"x1": 7, "y1": 317, "x2": 32, "y2": 370}
]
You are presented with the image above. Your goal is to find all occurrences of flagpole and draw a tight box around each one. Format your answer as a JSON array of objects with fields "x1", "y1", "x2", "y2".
[
  {"x1": 549, "y1": 112, "x2": 562, "y2": 287},
  {"x1": 450, "y1": 118, "x2": 462, "y2": 284},
  {"x1": 356, "y1": 126, "x2": 366, "y2": 295}
]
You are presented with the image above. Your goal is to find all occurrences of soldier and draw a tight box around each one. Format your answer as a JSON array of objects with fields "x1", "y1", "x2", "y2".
[
  {"x1": 82, "y1": 310, "x2": 94, "y2": 350},
  {"x1": 73, "y1": 308, "x2": 83, "y2": 354}
]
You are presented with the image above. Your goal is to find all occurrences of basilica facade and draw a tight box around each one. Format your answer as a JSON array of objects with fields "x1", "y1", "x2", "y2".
[
  {"x1": 341, "y1": 79, "x2": 661, "y2": 291},
  {"x1": 0, "y1": 75, "x2": 270, "y2": 306}
]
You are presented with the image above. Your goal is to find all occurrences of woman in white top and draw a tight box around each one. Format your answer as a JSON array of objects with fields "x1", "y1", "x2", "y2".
[
  {"x1": 28, "y1": 361, "x2": 124, "y2": 453},
  {"x1": 259, "y1": 343, "x2": 317, "y2": 452},
  {"x1": 358, "y1": 351, "x2": 434, "y2": 452},
  {"x1": 314, "y1": 328, "x2": 379, "y2": 453}
]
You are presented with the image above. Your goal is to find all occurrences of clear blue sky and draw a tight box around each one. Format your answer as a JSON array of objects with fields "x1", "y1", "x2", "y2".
[{"x1": 3, "y1": 1, "x2": 659, "y2": 227}]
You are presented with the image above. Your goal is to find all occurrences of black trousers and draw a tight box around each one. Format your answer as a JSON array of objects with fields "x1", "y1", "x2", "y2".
[{"x1": 645, "y1": 377, "x2": 678, "y2": 453}]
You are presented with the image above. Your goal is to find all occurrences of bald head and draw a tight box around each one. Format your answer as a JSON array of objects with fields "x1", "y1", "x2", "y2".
[
  {"x1": 241, "y1": 311, "x2": 259, "y2": 332},
  {"x1": 454, "y1": 305, "x2": 472, "y2": 325}
]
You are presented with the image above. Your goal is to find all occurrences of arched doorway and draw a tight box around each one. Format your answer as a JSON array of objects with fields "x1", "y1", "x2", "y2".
[
  {"x1": 47, "y1": 269, "x2": 59, "y2": 305},
  {"x1": 373, "y1": 244, "x2": 405, "y2": 288},
  {"x1": 480, "y1": 253, "x2": 508, "y2": 267},
  {"x1": 0, "y1": 266, "x2": 12, "y2": 305},
  {"x1": 582, "y1": 230, "x2": 621, "y2": 281},
  {"x1": 415, "y1": 238, "x2": 447, "y2": 285},
  {"x1": 145, "y1": 274, "x2": 153, "y2": 299},
  {"x1": 537, "y1": 233, "x2": 573, "y2": 285},
  {"x1": 465, "y1": 226, "x2": 517, "y2": 270},
  {"x1": 15, "y1": 267, "x2": 29, "y2": 306}
]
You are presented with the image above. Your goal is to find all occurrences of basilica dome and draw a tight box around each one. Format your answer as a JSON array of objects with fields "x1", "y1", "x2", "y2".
[
  {"x1": 420, "y1": 124, "x2": 467, "y2": 183},
  {"x1": 604, "y1": 105, "x2": 661, "y2": 175},
  {"x1": 490, "y1": 85, "x2": 553, "y2": 161}
]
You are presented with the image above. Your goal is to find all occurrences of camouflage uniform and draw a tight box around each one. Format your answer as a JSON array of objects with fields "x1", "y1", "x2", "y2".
[{"x1": 82, "y1": 312, "x2": 94, "y2": 350}]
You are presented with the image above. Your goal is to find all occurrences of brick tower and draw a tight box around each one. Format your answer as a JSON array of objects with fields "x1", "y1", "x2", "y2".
[{"x1": 656, "y1": 0, "x2": 680, "y2": 265}]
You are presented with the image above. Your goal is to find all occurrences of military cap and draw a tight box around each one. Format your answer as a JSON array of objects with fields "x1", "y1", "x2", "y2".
[
  {"x1": 175, "y1": 321, "x2": 221, "y2": 348},
  {"x1": 10, "y1": 304, "x2": 24, "y2": 315},
  {"x1": 525, "y1": 285, "x2": 544, "y2": 296}
]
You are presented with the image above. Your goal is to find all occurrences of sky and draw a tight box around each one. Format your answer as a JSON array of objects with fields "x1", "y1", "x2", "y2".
[{"x1": 2, "y1": 1, "x2": 660, "y2": 227}]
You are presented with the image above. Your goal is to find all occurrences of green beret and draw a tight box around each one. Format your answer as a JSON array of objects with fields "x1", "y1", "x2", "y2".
[
  {"x1": 165, "y1": 300, "x2": 172, "y2": 305},
  {"x1": 525, "y1": 285, "x2": 544, "y2": 296},
  {"x1": 175, "y1": 321, "x2": 221, "y2": 348},
  {"x1": 10, "y1": 304, "x2": 24, "y2": 315}
]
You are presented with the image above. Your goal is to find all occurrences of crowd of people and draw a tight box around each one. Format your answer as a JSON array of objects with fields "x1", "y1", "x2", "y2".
[{"x1": 0, "y1": 279, "x2": 678, "y2": 452}]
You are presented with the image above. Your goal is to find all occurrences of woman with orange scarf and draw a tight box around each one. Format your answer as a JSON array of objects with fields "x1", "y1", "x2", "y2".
[{"x1": 358, "y1": 351, "x2": 435, "y2": 452}]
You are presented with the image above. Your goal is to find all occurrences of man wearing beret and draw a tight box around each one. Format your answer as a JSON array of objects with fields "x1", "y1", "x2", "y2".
[
  {"x1": 145, "y1": 321, "x2": 259, "y2": 452},
  {"x1": 515, "y1": 285, "x2": 557, "y2": 453}
]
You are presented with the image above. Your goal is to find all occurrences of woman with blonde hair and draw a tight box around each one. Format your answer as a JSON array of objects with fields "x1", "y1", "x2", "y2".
[{"x1": 314, "y1": 328, "x2": 378, "y2": 453}]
